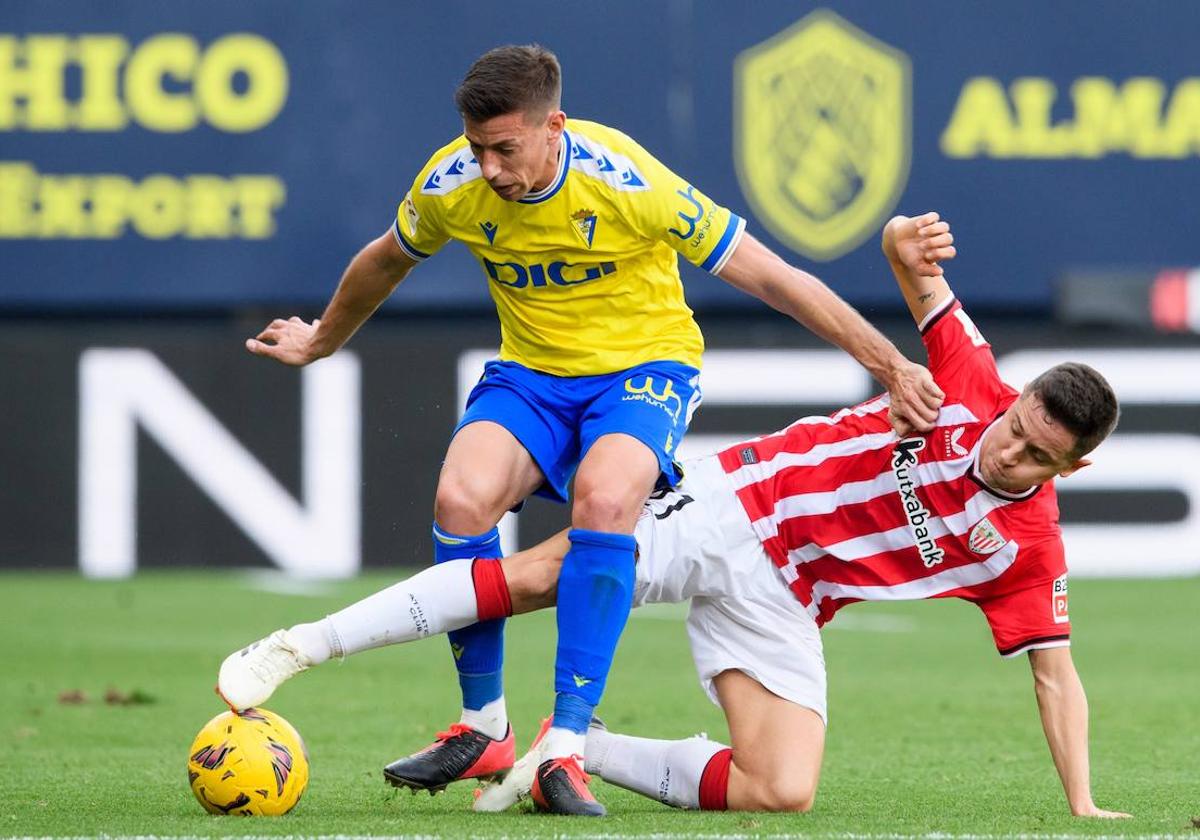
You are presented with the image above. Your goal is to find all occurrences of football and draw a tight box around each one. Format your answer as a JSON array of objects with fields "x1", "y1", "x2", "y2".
[{"x1": 187, "y1": 707, "x2": 309, "y2": 815}]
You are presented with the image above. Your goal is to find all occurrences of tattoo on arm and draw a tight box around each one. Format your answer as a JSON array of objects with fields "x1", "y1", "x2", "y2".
[{"x1": 918, "y1": 291, "x2": 937, "y2": 303}]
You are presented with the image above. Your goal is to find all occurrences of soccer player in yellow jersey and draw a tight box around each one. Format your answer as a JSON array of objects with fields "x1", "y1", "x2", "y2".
[{"x1": 243, "y1": 44, "x2": 944, "y2": 815}]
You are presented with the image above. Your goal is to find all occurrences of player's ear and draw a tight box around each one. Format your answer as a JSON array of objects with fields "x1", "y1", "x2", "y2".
[{"x1": 1058, "y1": 458, "x2": 1092, "y2": 478}]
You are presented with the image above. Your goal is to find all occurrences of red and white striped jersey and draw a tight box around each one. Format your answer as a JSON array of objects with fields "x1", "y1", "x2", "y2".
[{"x1": 717, "y1": 297, "x2": 1071, "y2": 657}]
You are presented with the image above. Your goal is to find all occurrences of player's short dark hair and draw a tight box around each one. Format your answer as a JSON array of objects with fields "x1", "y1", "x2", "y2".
[
  {"x1": 455, "y1": 44, "x2": 562, "y2": 124},
  {"x1": 1026, "y1": 362, "x2": 1119, "y2": 459}
]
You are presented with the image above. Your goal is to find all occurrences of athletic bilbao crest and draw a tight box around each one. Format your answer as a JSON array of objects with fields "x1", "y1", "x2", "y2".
[
  {"x1": 734, "y1": 10, "x2": 911, "y2": 261},
  {"x1": 968, "y1": 517, "x2": 1006, "y2": 555}
]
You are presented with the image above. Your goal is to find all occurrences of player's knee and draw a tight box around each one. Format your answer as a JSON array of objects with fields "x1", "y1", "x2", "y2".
[
  {"x1": 734, "y1": 765, "x2": 817, "y2": 813},
  {"x1": 757, "y1": 777, "x2": 816, "y2": 813},
  {"x1": 434, "y1": 474, "x2": 500, "y2": 533},
  {"x1": 572, "y1": 487, "x2": 639, "y2": 532}
]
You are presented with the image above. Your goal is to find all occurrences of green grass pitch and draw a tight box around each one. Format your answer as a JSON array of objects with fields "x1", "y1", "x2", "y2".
[{"x1": 1, "y1": 570, "x2": 1196, "y2": 838}]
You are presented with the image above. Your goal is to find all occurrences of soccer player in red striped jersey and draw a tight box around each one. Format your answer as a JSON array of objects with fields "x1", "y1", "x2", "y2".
[
  {"x1": 482, "y1": 211, "x2": 1125, "y2": 817},
  {"x1": 220, "y1": 212, "x2": 1127, "y2": 817},
  {"x1": 722, "y1": 224, "x2": 1086, "y2": 653}
]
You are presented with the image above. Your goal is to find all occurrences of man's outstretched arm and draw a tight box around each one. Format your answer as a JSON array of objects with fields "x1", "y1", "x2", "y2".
[
  {"x1": 246, "y1": 229, "x2": 418, "y2": 366},
  {"x1": 1028, "y1": 646, "x2": 1130, "y2": 818},
  {"x1": 502, "y1": 530, "x2": 569, "y2": 613},
  {"x1": 880, "y1": 211, "x2": 957, "y2": 328},
  {"x1": 717, "y1": 233, "x2": 944, "y2": 433}
]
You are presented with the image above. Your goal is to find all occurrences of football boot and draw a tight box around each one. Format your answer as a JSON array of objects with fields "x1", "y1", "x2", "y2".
[
  {"x1": 475, "y1": 715, "x2": 607, "y2": 813},
  {"x1": 473, "y1": 715, "x2": 551, "y2": 811},
  {"x1": 383, "y1": 723, "x2": 514, "y2": 794},
  {"x1": 216, "y1": 629, "x2": 311, "y2": 711},
  {"x1": 531, "y1": 754, "x2": 606, "y2": 816}
]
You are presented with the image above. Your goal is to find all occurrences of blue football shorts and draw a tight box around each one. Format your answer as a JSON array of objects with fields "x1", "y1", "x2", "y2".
[{"x1": 455, "y1": 359, "x2": 702, "y2": 503}]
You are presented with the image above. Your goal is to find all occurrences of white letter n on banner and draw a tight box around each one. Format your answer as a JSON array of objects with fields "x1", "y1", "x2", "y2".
[{"x1": 78, "y1": 348, "x2": 360, "y2": 578}]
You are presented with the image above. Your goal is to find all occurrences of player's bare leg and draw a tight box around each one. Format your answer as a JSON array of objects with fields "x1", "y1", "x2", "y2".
[
  {"x1": 570, "y1": 434, "x2": 661, "y2": 532},
  {"x1": 435, "y1": 421, "x2": 545, "y2": 534},
  {"x1": 715, "y1": 669, "x2": 825, "y2": 812},
  {"x1": 384, "y1": 420, "x2": 544, "y2": 793},
  {"x1": 536, "y1": 432, "x2": 658, "y2": 816},
  {"x1": 505, "y1": 671, "x2": 823, "y2": 814}
]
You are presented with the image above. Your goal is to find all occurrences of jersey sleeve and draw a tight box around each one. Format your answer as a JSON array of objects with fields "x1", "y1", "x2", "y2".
[
  {"x1": 391, "y1": 157, "x2": 452, "y2": 262},
  {"x1": 919, "y1": 296, "x2": 1011, "y2": 405},
  {"x1": 974, "y1": 541, "x2": 1071, "y2": 658},
  {"x1": 620, "y1": 137, "x2": 746, "y2": 274}
]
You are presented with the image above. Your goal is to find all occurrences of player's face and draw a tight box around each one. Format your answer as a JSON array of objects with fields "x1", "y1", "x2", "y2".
[
  {"x1": 979, "y1": 391, "x2": 1090, "y2": 493},
  {"x1": 464, "y1": 109, "x2": 566, "y2": 202}
]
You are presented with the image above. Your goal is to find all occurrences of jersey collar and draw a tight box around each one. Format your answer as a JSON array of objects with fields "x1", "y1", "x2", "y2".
[{"x1": 518, "y1": 130, "x2": 570, "y2": 205}]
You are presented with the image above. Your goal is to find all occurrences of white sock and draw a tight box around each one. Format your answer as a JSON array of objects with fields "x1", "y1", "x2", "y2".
[
  {"x1": 459, "y1": 696, "x2": 509, "y2": 740},
  {"x1": 542, "y1": 726, "x2": 588, "y2": 760},
  {"x1": 584, "y1": 728, "x2": 727, "y2": 809},
  {"x1": 315, "y1": 558, "x2": 479, "y2": 658}
]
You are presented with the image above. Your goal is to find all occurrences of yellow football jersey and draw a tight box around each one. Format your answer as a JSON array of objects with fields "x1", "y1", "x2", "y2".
[{"x1": 392, "y1": 119, "x2": 745, "y2": 376}]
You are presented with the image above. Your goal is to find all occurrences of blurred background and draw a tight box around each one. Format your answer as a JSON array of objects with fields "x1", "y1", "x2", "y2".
[{"x1": 2, "y1": 0, "x2": 1197, "y2": 581}]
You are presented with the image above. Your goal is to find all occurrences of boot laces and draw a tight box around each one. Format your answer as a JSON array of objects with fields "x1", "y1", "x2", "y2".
[
  {"x1": 246, "y1": 634, "x2": 303, "y2": 683},
  {"x1": 545, "y1": 754, "x2": 592, "y2": 786},
  {"x1": 435, "y1": 722, "x2": 474, "y2": 742}
]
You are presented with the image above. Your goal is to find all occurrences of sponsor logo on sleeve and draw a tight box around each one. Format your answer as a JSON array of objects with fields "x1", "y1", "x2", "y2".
[
  {"x1": 402, "y1": 192, "x2": 420, "y2": 237},
  {"x1": 1052, "y1": 574, "x2": 1069, "y2": 623},
  {"x1": 667, "y1": 185, "x2": 716, "y2": 250}
]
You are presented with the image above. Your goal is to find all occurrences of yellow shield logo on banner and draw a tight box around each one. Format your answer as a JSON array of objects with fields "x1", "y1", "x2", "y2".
[{"x1": 735, "y1": 10, "x2": 911, "y2": 261}]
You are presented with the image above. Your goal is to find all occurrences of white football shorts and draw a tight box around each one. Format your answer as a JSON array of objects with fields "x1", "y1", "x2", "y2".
[{"x1": 633, "y1": 454, "x2": 827, "y2": 723}]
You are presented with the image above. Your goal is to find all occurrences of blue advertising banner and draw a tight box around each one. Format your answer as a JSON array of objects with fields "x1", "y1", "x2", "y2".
[
  {"x1": 2, "y1": 1, "x2": 1197, "y2": 311},
  {"x1": 4, "y1": 316, "x2": 1198, "y2": 577}
]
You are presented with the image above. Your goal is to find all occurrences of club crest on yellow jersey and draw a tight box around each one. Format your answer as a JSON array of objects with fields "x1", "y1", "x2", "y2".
[
  {"x1": 734, "y1": 10, "x2": 911, "y2": 261},
  {"x1": 393, "y1": 120, "x2": 730, "y2": 373},
  {"x1": 570, "y1": 207, "x2": 597, "y2": 248}
]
